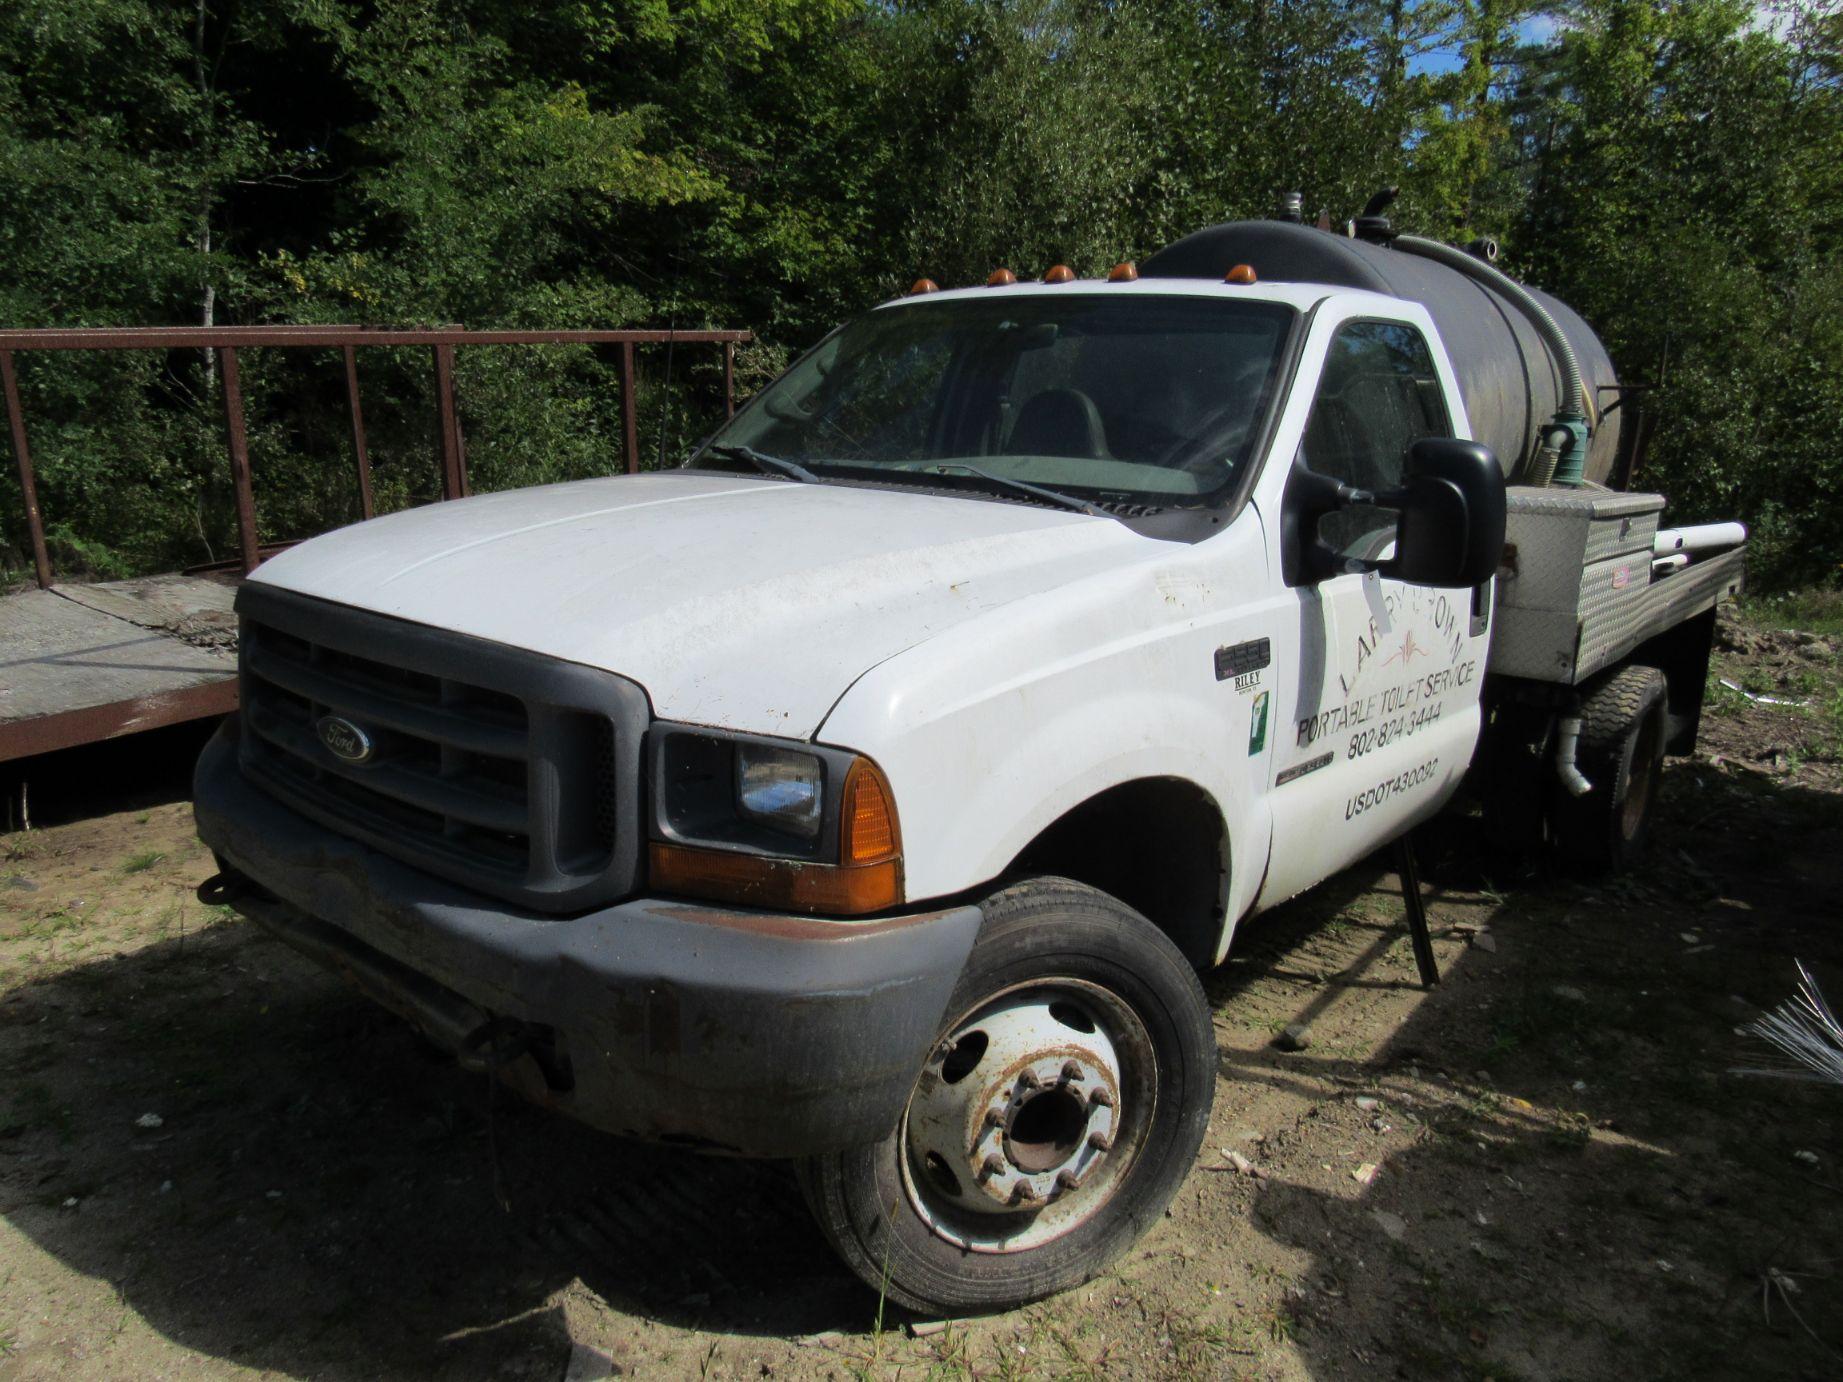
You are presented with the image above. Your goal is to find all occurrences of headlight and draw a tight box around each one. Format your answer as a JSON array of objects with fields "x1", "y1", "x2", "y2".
[
  {"x1": 736, "y1": 744, "x2": 823, "y2": 840},
  {"x1": 648, "y1": 726, "x2": 902, "y2": 916}
]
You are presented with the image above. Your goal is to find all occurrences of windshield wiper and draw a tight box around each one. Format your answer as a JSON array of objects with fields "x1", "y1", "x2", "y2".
[
  {"x1": 709, "y1": 447, "x2": 1116, "y2": 517},
  {"x1": 706, "y1": 443, "x2": 822, "y2": 485},
  {"x1": 930, "y1": 464, "x2": 1111, "y2": 518}
]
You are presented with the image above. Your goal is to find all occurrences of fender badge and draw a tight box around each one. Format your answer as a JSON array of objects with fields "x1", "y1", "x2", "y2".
[
  {"x1": 1215, "y1": 637, "x2": 1272, "y2": 684},
  {"x1": 316, "y1": 714, "x2": 375, "y2": 765},
  {"x1": 1248, "y1": 691, "x2": 1270, "y2": 755},
  {"x1": 1276, "y1": 752, "x2": 1334, "y2": 787}
]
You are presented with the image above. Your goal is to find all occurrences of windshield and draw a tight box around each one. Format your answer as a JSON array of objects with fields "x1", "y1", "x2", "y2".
[{"x1": 694, "y1": 293, "x2": 1296, "y2": 509}]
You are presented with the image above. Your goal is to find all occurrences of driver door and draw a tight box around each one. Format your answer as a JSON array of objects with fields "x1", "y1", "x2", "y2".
[{"x1": 1254, "y1": 313, "x2": 1492, "y2": 907}]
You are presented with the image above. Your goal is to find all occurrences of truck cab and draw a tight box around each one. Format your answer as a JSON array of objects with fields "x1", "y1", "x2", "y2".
[
  {"x1": 194, "y1": 236, "x2": 1731, "y2": 1314},
  {"x1": 719, "y1": 275, "x2": 1497, "y2": 941}
]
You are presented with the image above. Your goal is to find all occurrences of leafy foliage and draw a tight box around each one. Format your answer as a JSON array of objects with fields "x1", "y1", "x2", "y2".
[{"x1": 2, "y1": 0, "x2": 1840, "y2": 586}]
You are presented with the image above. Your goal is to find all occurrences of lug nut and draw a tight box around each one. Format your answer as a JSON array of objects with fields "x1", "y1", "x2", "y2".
[
  {"x1": 1088, "y1": 1087, "x2": 1115, "y2": 1109},
  {"x1": 1011, "y1": 1181, "x2": 1042, "y2": 1204},
  {"x1": 979, "y1": 1152, "x2": 1005, "y2": 1179},
  {"x1": 982, "y1": 1106, "x2": 1005, "y2": 1129},
  {"x1": 1061, "y1": 1060, "x2": 1085, "y2": 1082},
  {"x1": 1017, "y1": 1070, "x2": 1041, "y2": 1091},
  {"x1": 1088, "y1": 1130, "x2": 1114, "y2": 1153},
  {"x1": 1055, "y1": 1168, "x2": 1084, "y2": 1192}
]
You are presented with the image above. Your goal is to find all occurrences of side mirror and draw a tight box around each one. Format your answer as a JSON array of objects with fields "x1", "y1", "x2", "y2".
[
  {"x1": 1281, "y1": 436, "x2": 1506, "y2": 588},
  {"x1": 1373, "y1": 438, "x2": 1506, "y2": 588}
]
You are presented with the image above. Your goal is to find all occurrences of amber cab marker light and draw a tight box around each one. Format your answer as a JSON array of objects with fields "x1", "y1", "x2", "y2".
[
  {"x1": 986, "y1": 267, "x2": 1017, "y2": 287},
  {"x1": 1225, "y1": 263, "x2": 1258, "y2": 285},
  {"x1": 1107, "y1": 261, "x2": 1139, "y2": 282},
  {"x1": 909, "y1": 278, "x2": 940, "y2": 295},
  {"x1": 1043, "y1": 264, "x2": 1075, "y2": 284}
]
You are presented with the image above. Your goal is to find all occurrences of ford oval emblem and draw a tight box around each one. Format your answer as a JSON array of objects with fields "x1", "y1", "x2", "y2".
[{"x1": 316, "y1": 714, "x2": 375, "y2": 764}]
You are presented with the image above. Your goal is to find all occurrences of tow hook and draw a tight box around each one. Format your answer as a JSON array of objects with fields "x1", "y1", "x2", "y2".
[
  {"x1": 457, "y1": 1015, "x2": 535, "y2": 1072},
  {"x1": 196, "y1": 870, "x2": 254, "y2": 907}
]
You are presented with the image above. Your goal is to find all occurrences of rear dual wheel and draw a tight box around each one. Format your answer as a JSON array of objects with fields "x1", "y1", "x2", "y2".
[
  {"x1": 1552, "y1": 664, "x2": 1670, "y2": 874},
  {"x1": 797, "y1": 878, "x2": 1215, "y2": 1314}
]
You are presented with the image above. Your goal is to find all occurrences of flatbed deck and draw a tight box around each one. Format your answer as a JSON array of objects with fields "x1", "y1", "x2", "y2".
[{"x1": 0, "y1": 574, "x2": 239, "y2": 762}]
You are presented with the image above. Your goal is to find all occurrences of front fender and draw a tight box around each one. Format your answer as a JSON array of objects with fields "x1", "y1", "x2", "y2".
[{"x1": 820, "y1": 536, "x2": 1273, "y2": 938}]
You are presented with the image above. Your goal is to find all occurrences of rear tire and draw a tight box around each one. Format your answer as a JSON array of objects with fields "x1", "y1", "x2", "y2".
[
  {"x1": 796, "y1": 878, "x2": 1215, "y2": 1314},
  {"x1": 1553, "y1": 665, "x2": 1669, "y2": 874}
]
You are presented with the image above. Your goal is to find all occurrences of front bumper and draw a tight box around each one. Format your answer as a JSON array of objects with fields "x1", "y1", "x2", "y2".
[{"x1": 194, "y1": 723, "x2": 982, "y2": 1157}]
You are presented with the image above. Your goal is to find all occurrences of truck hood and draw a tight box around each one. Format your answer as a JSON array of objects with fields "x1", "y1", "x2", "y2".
[{"x1": 249, "y1": 471, "x2": 1144, "y2": 737}]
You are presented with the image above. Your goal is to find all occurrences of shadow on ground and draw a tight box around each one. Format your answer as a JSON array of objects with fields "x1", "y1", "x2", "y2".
[
  {"x1": 1191, "y1": 762, "x2": 1843, "y2": 1378},
  {"x1": 0, "y1": 909, "x2": 866, "y2": 1378}
]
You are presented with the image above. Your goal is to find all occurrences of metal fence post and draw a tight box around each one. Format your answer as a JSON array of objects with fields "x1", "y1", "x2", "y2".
[
  {"x1": 342, "y1": 345, "x2": 375, "y2": 520},
  {"x1": 0, "y1": 327, "x2": 749, "y2": 582},
  {"x1": 1, "y1": 348, "x2": 52, "y2": 588},
  {"x1": 216, "y1": 346, "x2": 262, "y2": 575},
  {"x1": 621, "y1": 342, "x2": 640, "y2": 474},
  {"x1": 432, "y1": 343, "x2": 467, "y2": 500}
]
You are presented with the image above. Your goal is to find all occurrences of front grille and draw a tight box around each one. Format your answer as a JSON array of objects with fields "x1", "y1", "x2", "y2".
[{"x1": 235, "y1": 584, "x2": 647, "y2": 913}]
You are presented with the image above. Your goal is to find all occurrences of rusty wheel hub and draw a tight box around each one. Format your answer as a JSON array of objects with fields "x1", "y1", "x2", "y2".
[{"x1": 900, "y1": 980, "x2": 1151, "y2": 1253}]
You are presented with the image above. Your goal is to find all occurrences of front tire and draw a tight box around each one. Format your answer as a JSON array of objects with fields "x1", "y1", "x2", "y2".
[{"x1": 796, "y1": 878, "x2": 1215, "y2": 1314}]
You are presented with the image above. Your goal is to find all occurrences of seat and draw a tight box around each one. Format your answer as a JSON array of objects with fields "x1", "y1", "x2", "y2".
[{"x1": 1005, "y1": 388, "x2": 1110, "y2": 458}]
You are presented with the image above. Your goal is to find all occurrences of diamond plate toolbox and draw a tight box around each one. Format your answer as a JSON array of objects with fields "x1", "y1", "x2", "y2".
[{"x1": 1490, "y1": 486, "x2": 1665, "y2": 683}]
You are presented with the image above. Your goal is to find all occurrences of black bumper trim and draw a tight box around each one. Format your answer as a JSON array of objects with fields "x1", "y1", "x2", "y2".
[{"x1": 194, "y1": 724, "x2": 983, "y2": 1157}]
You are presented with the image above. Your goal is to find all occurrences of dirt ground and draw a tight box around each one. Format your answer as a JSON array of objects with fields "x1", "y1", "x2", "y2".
[{"x1": 2, "y1": 604, "x2": 1840, "y2": 1381}]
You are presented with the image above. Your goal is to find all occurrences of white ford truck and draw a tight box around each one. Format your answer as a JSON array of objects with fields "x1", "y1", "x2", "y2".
[{"x1": 194, "y1": 206, "x2": 1745, "y2": 1312}]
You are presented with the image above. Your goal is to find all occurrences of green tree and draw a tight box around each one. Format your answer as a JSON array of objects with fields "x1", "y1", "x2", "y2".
[
  {"x1": 1511, "y1": 0, "x2": 1843, "y2": 584},
  {"x1": 4, "y1": 0, "x2": 1842, "y2": 589}
]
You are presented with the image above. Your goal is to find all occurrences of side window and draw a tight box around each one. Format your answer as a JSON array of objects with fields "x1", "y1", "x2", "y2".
[{"x1": 1301, "y1": 321, "x2": 1451, "y2": 561}]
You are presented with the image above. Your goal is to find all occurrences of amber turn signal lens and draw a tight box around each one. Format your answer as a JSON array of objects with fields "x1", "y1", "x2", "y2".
[
  {"x1": 986, "y1": 267, "x2": 1017, "y2": 287},
  {"x1": 1107, "y1": 261, "x2": 1138, "y2": 282},
  {"x1": 1225, "y1": 263, "x2": 1258, "y2": 285},
  {"x1": 649, "y1": 844, "x2": 904, "y2": 917},
  {"x1": 909, "y1": 278, "x2": 940, "y2": 295},
  {"x1": 841, "y1": 758, "x2": 900, "y2": 865},
  {"x1": 1043, "y1": 264, "x2": 1075, "y2": 284}
]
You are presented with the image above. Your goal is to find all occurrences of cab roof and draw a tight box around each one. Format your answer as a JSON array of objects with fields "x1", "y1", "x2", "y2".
[{"x1": 873, "y1": 277, "x2": 1401, "y2": 316}]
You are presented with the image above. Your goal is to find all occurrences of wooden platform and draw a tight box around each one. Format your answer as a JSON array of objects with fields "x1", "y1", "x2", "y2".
[{"x1": 0, "y1": 575, "x2": 239, "y2": 761}]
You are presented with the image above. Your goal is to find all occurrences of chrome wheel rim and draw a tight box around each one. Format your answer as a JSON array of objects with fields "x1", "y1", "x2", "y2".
[{"x1": 899, "y1": 979, "x2": 1155, "y2": 1253}]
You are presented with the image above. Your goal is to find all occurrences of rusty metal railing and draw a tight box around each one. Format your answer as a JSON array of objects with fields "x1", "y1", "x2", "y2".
[{"x1": 0, "y1": 325, "x2": 750, "y2": 588}]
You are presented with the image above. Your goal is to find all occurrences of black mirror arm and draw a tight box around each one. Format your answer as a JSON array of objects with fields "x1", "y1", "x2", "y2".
[
  {"x1": 1329, "y1": 480, "x2": 1376, "y2": 507},
  {"x1": 1282, "y1": 466, "x2": 1378, "y2": 585}
]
